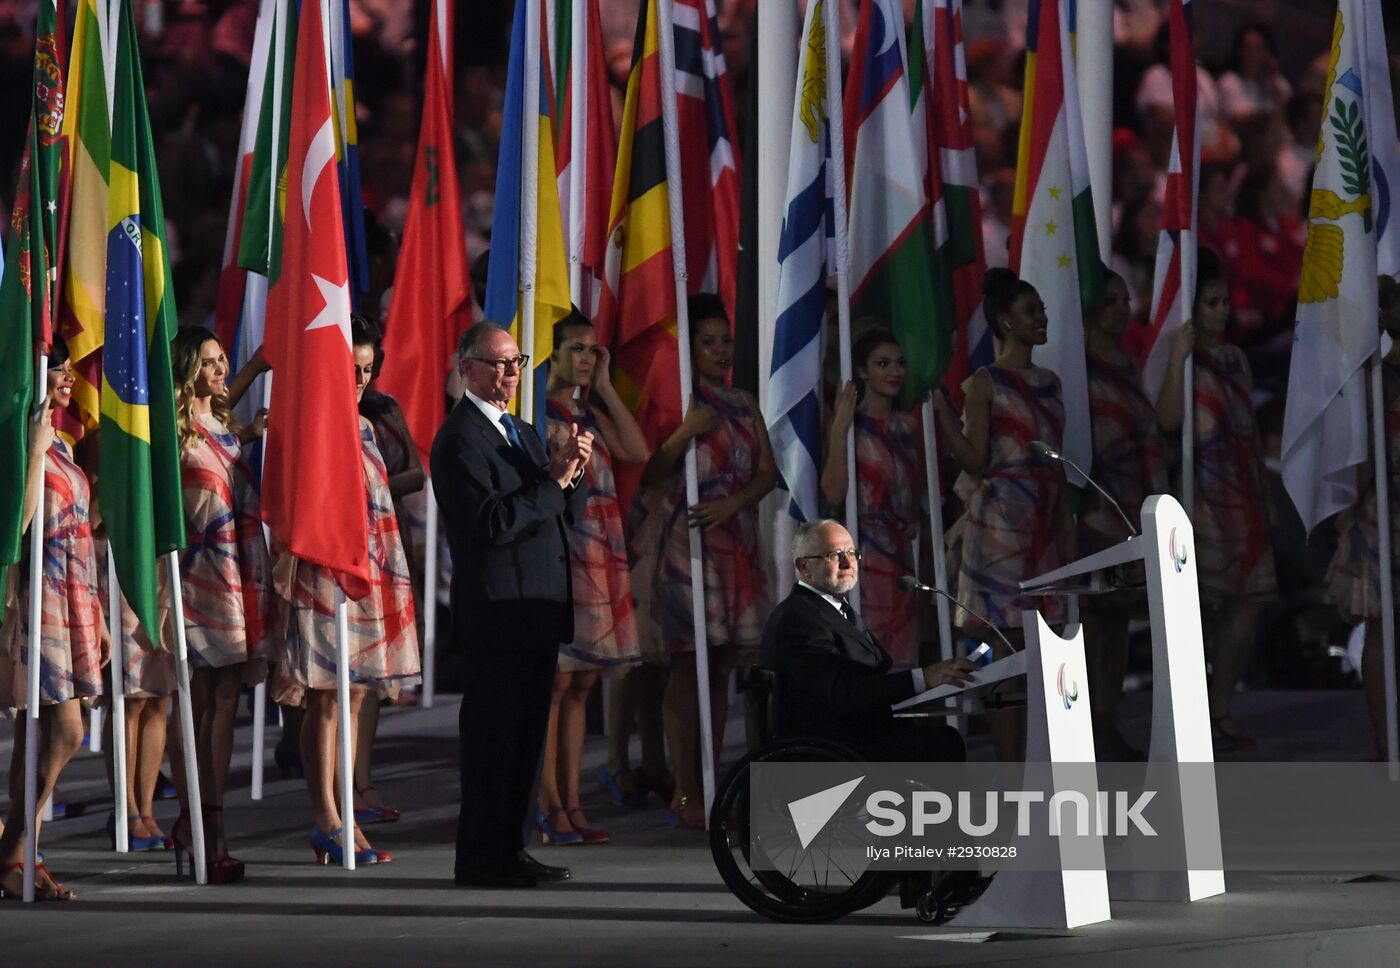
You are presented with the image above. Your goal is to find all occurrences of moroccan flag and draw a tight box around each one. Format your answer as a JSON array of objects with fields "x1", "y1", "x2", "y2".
[
  {"x1": 58, "y1": 0, "x2": 112, "y2": 432},
  {"x1": 1282, "y1": 0, "x2": 1400, "y2": 532},
  {"x1": 0, "y1": 0, "x2": 68, "y2": 622},
  {"x1": 484, "y1": 0, "x2": 571, "y2": 430},
  {"x1": 673, "y1": 0, "x2": 741, "y2": 322},
  {"x1": 379, "y1": 0, "x2": 471, "y2": 464},
  {"x1": 915, "y1": 0, "x2": 990, "y2": 406},
  {"x1": 845, "y1": 0, "x2": 945, "y2": 410},
  {"x1": 261, "y1": 0, "x2": 370, "y2": 595},
  {"x1": 552, "y1": 0, "x2": 617, "y2": 318},
  {"x1": 1140, "y1": 0, "x2": 1199, "y2": 401},
  {"x1": 1010, "y1": 0, "x2": 1101, "y2": 474},
  {"x1": 100, "y1": 0, "x2": 187, "y2": 639},
  {"x1": 598, "y1": 0, "x2": 681, "y2": 466}
]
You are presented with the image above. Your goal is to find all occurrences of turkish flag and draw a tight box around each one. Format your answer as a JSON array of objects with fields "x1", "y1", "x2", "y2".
[
  {"x1": 262, "y1": 0, "x2": 370, "y2": 596},
  {"x1": 379, "y1": 0, "x2": 470, "y2": 464}
]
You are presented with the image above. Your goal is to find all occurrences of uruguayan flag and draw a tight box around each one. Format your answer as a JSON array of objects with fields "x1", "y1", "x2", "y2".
[{"x1": 767, "y1": 0, "x2": 840, "y2": 522}]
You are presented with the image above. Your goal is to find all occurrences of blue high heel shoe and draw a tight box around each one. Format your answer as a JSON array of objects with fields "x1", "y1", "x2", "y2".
[
  {"x1": 309, "y1": 827, "x2": 378, "y2": 866},
  {"x1": 107, "y1": 813, "x2": 165, "y2": 852},
  {"x1": 536, "y1": 808, "x2": 583, "y2": 846}
]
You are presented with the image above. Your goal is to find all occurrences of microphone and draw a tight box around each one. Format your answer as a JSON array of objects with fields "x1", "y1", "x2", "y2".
[
  {"x1": 1028, "y1": 440, "x2": 1138, "y2": 538},
  {"x1": 897, "y1": 576, "x2": 1018, "y2": 655}
]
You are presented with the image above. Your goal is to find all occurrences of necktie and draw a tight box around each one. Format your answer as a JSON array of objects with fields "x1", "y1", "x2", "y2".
[
  {"x1": 840, "y1": 600, "x2": 855, "y2": 624},
  {"x1": 499, "y1": 412, "x2": 526, "y2": 451}
]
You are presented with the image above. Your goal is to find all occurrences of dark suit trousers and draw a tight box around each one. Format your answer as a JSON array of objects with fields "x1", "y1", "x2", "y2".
[{"x1": 456, "y1": 630, "x2": 559, "y2": 870}]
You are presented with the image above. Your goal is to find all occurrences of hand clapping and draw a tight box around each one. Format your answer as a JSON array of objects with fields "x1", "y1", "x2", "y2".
[{"x1": 550, "y1": 422, "x2": 595, "y2": 488}]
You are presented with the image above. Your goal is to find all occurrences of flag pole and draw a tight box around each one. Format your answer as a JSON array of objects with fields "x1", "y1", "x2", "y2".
[
  {"x1": 1371, "y1": 354, "x2": 1398, "y2": 776},
  {"x1": 824, "y1": 0, "x2": 859, "y2": 612},
  {"x1": 167, "y1": 550, "x2": 208, "y2": 884},
  {"x1": 22, "y1": 352, "x2": 47, "y2": 903},
  {"x1": 1075, "y1": 0, "x2": 1114, "y2": 257},
  {"x1": 422, "y1": 487, "x2": 438, "y2": 708},
  {"x1": 920, "y1": 401, "x2": 954, "y2": 663},
  {"x1": 566, "y1": 0, "x2": 586, "y2": 304},
  {"x1": 107, "y1": 552, "x2": 130, "y2": 851},
  {"x1": 655, "y1": 0, "x2": 714, "y2": 821},
  {"x1": 519, "y1": 0, "x2": 543, "y2": 424},
  {"x1": 252, "y1": 370, "x2": 275, "y2": 800},
  {"x1": 334, "y1": 590, "x2": 356, "y2": 869},
  {"x1": 1181, "y1": 229, "x2": 1195, "y2": 520}
]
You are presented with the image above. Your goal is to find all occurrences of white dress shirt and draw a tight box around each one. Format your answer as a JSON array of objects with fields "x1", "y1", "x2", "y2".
[{"x1": 463, "y1": 387, "x2": 511, "y2": 441}]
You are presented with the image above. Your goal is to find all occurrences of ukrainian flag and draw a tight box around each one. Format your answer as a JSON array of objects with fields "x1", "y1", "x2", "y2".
[
  {"x1": 484, "y1": 0, "x2": 571, "y2": 433},
  {"x1": 100, "y1": 0, "x2": 185, "y2": 641}
]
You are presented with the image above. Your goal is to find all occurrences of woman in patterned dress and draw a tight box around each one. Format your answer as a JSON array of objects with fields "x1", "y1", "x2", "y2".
[
  {"x1": 268, "y1": 317, "x2": 421, "y2": 865},
  {"x1": 934, "y1": 269, "x2": 1074, "y2": 760},
  {"x1": 95, "y1": 541, "x2": 175, "y2": 851},
  {"x1": 167, "y1": 326, "x2": 274, "y2": 882},
  {"x1": 1326, "y1": 276, "x2": 1400, "y2": 759},
  {"x1": 535, "y1": 311, "x2": 647, "y2": 845},
  {"x1": 354, "y1": 322, "x2": 425, "y2": 824},
  {"x1": 820, "y1": 327, "x2": 925, "y2": 669},
  {"x1": 1081, "y1": 268, "x2": 1168, "y2": 758},
  {"x1": 633, "y1": 293, "x2": 777, "y2": 828},
  {"x1": 1155, "y1": 248, "x2": 1276, "y2": 751},
  {"x1": 0, "y1": 345, "x2": 108, "y2": 900}
]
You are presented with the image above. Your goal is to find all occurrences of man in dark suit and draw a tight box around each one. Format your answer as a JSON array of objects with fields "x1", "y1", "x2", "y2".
[
  {"x1": 760, "y1": 519, "x2": 976, "y2": 761},
  {"x1": 431, "y1": 322, "x2": 593, "y2": 888}
]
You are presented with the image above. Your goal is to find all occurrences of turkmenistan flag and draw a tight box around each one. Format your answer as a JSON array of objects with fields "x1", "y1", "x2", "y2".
[
  {"x1": 845, "y1": 0, "x2": 946, "y2": 410},
  {"x1": 101, "y1": 0, "x2": 186, "y2": 641},
  {"x1": 0, "y1": 0, "x2": 67, "y2": 625}
]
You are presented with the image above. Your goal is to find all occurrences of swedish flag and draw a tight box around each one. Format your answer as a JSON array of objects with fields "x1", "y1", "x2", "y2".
[{"x1": 100, "y1": 0, "x2": 185, "y2": 641}]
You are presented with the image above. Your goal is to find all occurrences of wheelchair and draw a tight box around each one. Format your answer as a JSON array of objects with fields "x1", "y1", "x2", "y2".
[{"x1": 711, "y1": 670, "x2": 992, "y2": 924}]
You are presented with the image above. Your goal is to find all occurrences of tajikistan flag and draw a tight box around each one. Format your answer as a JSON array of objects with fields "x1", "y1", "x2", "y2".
[{"x1": 1010, "y1": 0, "x2": 1101, "y2": 476}]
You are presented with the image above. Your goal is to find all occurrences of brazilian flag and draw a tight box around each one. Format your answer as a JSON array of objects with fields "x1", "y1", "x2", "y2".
[{"x1": 100, "y1": 0, "x2": 185, "y2": 641}]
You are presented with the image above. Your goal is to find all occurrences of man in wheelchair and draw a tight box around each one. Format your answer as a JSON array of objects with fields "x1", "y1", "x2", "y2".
[{"x1": 758, "y1": 519, "x2": 977, "y2": 763}]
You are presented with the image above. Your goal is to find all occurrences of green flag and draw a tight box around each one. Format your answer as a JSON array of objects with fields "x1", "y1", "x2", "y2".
[
  {"x1": 0, "y1": 0, "x2": 67, "y2": 625},
  {"x1": 238, "y1": 0, "x2": 297, "y2": 279},
  {"x1": 100, "y1": 0, "x2": 186, "y2": 640}
]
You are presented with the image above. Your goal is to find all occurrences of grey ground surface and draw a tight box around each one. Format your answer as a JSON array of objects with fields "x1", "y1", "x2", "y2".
[{"x1": 1, "y1": 688, "x2": 1397, "y2": 967}]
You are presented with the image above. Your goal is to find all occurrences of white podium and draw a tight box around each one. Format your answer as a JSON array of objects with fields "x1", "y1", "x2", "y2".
[{"x1": 1019, "y1": 494, "x2": 1224, "y2": 902}]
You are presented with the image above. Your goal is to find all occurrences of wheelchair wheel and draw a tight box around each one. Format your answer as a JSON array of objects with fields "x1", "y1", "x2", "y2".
[{"x1": 709, "y1": 737, "x2": 893, "y2": 924}]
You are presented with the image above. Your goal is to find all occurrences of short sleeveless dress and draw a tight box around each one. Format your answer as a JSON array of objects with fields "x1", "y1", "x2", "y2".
[
  {"x1": 547, "y1": 399, "x2": 641, "y2": 672},
  {"x1": 2, "y1": 440, "x2": 104, "y2": 707},
  {"x1": 96, "y1": 539, "x2": 176, "y2": 697},
  {"x1": 179, "y1": 411, "x2": 275, "y2": 668},
  {"x1": 1328, "y1": 362, "x2": 1400, "y2": 622},
  {"x1": 1181, "y1": 344, "x2": 1276, "y2": 599},
  {"x1": 949, "y1": 365, "x2": 1067, "y2": 630},
  {"x1": 272, "y1": 418, "x2": 421, "y2": 703},
  {"x1": 853, "y1": 410, "x2": 923, "y2": 669},
  {"x1": 630, "y1": 386, "x2": 769, "y2": 661}
]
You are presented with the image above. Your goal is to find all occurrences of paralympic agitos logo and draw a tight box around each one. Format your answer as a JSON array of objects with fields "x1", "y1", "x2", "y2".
[{"x1": 1169, "y1": 527, "x2": 1189, "y2": 574}]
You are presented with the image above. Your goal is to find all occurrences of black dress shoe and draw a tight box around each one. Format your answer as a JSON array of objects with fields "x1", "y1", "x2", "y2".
[
  {"x1": 454, "y1": 861, "x2": 538, "y2": 889},
  {"x1": 516, "y1": 850, "x2": 571, "y2": 882}
]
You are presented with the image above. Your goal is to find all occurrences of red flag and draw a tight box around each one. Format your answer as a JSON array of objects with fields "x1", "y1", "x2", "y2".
[
  {"x1": 378, "y1": 0, "x2": 471, "y2": 464},
  {"x1": 262, "y1": 0, "x2": 370, "y2": 596}
]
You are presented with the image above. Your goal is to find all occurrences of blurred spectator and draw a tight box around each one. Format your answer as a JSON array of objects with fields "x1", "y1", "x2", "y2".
[
  {"x1": 1275, "y1": 93, "x2": 1322, "y2": 213},
  {"x1": 1218, "y1": 22, "x2": 1292, "y2": 124},
  {"x1": 966, "y1": 37, "x2": 1022, "y2": 173},
  {"x1": 1135, "y1": 22, "x2": 1239, "y2": 165},
  {"x1": 1228, "y1": 163, "x2": 1304, "y2": 371},
  {"x1": 980, "y1": 168, "x2": 1015, "y2": 271},
  {"x1": 1109, "y1": 194, "x2": 1161, "y2": 328}
]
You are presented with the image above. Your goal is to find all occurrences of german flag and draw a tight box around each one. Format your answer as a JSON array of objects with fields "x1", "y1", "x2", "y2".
[{"x1": 598, "y1": 0, "x2": 680, "y2": 476}]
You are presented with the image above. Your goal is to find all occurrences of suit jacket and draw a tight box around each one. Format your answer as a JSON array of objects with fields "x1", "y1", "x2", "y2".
[
  {"x1": 759, "y1": 584, "x2": 920, "y2": 754},
  {"x1": 430, "y1": 398, "x2": 588, "y2": 651}
]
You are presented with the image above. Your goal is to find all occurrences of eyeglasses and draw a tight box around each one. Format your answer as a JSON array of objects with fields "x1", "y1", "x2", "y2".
[
  {"x1": 798, "y1": 549, "x2": 862, "y2": 565},
  {"x1": 468, "y1": 354, "x2": 530, "y2": 374}
]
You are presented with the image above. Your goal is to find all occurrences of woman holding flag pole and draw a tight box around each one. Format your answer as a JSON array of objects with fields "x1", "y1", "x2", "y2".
[
  {"x1": 0, "y1": 344, "x2": 107, "y2": 900},
  {"x1": 1155, "y1": 248, "x2": 1275, "y2": 752}
]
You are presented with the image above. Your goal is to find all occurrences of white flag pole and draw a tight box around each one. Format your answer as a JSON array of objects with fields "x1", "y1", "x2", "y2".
[
  {"x1": 334, "y1": 591, "x2": 356, "y2": 869},
  {"x1": 1181, "y1": 227, "x2": 1196, "y2": 519},
  {"x1": 1074, "y1": 0, "x2": 1114, "y2": 258},
  {"x1": 566, "y1": 0, "x2": 586, "y2": 304},
  {"x1": 251, "y1": 358, "x2": 276, "y2": 800},
  {"x1": 167, "y1": 550, "x2": 208, "y2": 884},
  {"x1": 1371, "y1": 355, "x2": 1398, "y2": 776},
  {"x1": 825, "y1": 0, "x2": 859, "y2": 612},
  {"x1": 920, "y1": 401, "x2": 954, "y2": 663},
  {"x1": 655, "y1": 0, "x2": 714, "y2": 821},
  {"x1": 22, "y1": 352, "x2": 47, "y2": 903},
  {"x1": 519, "y1": 0, "x2": 543, "y2": 425},
  {"x1": 107, "y1": 553, "x2": 129, "y2": 851},
  {"x1": 422, "y1": 487, "x2": 439, "y2": 708}
]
